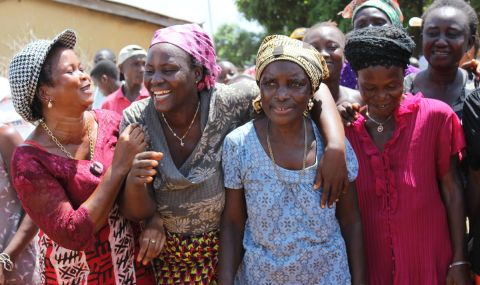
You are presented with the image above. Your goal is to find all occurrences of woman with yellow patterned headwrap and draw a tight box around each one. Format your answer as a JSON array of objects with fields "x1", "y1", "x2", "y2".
[
  {"x1": 219, "y1": 35, "x2": 365, "y2": 285},
  {"x1": 120, "y1": 25, "x2": 352, "y2": 285}
]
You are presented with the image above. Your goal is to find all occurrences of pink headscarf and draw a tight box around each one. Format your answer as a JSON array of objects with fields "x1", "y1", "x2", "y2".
[{"x1": 150, "y1": 24, "x2": 220, "y2": 91}]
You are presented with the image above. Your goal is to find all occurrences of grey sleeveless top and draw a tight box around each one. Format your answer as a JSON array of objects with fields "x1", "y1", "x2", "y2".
[{"x1": 121, "y1": 81, "x2": 258, "y2": 235}]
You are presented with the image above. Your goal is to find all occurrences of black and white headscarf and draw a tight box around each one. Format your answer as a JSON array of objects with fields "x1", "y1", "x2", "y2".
[{"x1": 8, "y1": 29, "x2": 76, "y2": 123}]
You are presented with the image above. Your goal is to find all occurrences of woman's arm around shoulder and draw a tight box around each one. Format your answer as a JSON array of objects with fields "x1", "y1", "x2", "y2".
[
  {"x1": 311, "y1": 83, "x2": 348, "y2": 208},
  {"x1": 336, "y1": 86, "x2": 363, "y2": 127}
]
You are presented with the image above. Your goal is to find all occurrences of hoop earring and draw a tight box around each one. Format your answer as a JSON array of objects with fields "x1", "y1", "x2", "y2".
[
  {"x1": 307, "y1": 98, "x2": 314, "y2": 111},
  {"x1": 303, "y1": 98, "x2": 314, "y2": 117},
  {"x1": 252, "y1": 95, "x2": 263, "y2": 113}
]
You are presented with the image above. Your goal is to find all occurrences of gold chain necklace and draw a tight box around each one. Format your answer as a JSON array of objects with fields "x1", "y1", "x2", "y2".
[
  {"x1": 365, "y1": 106, "x2": 393, "y2": 133},
  {"x1": 40, "y1": 113, "x2": 104, "y2": 176},
  {"x1": 161, "y1": 102, "x2": 200, "y2": 147},
  {"x1": 266, "y1": 117, "x2": 308, "y2": 184}
]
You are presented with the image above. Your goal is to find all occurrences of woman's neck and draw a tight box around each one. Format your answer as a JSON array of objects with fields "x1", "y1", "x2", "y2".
[
  {"x1": 41, "y1": 111, "x2": 88, "y2": 144},
  {"x1": 123, "y1": 81, "x2": 143, "y2": 102},
  {"x1": 162, "y1": 96, "x2": 200, "y2": 128},
  {"x1": 425, "y1": 66, "x2": 460, "y2": 85},
  {"x1": 268, "y1": 117, "x2": 305, "y2": 143}
]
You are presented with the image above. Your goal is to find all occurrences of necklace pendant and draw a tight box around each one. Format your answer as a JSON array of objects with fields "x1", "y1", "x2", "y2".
[
  {"x1": 180, "y1": 140, "x2": 185, "y2": 147},
  {"x1": 90, "y1": 161, "x2": 104, "y2": 177},
  {"x1": 377, "y1": 125, "x2": 384, "y2": 132}
]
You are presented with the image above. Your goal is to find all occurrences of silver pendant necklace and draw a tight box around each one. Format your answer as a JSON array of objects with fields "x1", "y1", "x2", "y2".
[
  {"x1": 161, "y1": 102, "x2": 200, "y2": 147},
  {"x1": 365, "y1": 106, "x2": 393, "y2": 133}
]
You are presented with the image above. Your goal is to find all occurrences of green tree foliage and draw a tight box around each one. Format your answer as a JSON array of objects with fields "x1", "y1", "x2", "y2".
[
  {"x1": 468, "y1": 0, "x2": 480, "y2": 24},
  {"x1": 214, "y1": 23, "x2": 265, "y2": 68},
  {"x1": 236, "y1": 0, "x2": 316, "y2": 34},
  {"x1": 235, "y1": 0, "x2": 479, "y2": 34}
]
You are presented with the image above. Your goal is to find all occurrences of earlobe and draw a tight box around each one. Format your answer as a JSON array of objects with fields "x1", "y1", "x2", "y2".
[
  {"x1": 194, "y1": 66, "x2": 203, "y2": 83},
  {"x1": 38, "y1": 86, "x2": 53, "y2": 107},
  {"x1": 38, "y1": 86, "x2": 49, "y2": 102}
]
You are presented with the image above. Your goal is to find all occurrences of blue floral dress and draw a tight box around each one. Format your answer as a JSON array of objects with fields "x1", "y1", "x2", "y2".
[{"x1": 222, "y1": 120, "x2": 358, "y2": 285}]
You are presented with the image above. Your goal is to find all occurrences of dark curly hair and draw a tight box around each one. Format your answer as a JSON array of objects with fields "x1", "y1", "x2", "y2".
[{"x1": 344, "y1": 25, "x2": 415, "y2": 72}]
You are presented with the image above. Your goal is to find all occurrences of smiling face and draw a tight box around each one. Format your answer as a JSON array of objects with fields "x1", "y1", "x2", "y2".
[
  {"x1": 303, "y1": 25, "x2": 345, "y2": 82},
  {"x1": 357, "y1": 65, "x2": 404, "y2": 120},
  {"x1": 259, "y1": 60, "x2": 312, "y2": 126},
  {"x1": 39, "y1": 47, "x2": 93, "y2": 113},
  {"x1": 422, "y1": 6, "x2": 471, "y2": 69},
  {"x1": 144, "y1": 43, "x2": 201, "y2": 113},
  {"x1": 353, "y1": 7, "x2": 391, "y2": 30}
]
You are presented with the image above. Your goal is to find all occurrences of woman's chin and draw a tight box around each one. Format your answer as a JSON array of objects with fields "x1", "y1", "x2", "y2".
[
  {"x1": 154, "y1": 102, "x2": 173, "y2": 114},
  {"x1": 267, "y1": 114, "x2": 304, "y2": 128}
]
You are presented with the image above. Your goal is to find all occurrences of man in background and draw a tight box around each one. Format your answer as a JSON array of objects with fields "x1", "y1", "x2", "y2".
[
  {"x1": 101, "y1": 45, "x2": 148, "y2": 115},
  {"x1": 90, "y1": 60, "x2": 121, "y2": 106},
  {"x1": 91, "y1": 48, "x2": 117, "y2": 108}
]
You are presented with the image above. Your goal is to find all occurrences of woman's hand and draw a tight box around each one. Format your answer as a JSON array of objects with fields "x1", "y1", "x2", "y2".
[
  {"x1": 446, "y1": 265, "x2": 470, "y2": 285},
  {"x1": 137, "y1": 213, "x2": 166, "y2": 265},
  {"x1": 120, "y1": 151, "x2": 161, "y2": 221},
  {"x1": 315, "y1": 144, "x2": 348, "y2": 208},
  {"x1": 337, "y1": 102, "x2": 361, "y2": 127},
  {"x1": 461, "y1": 59, "x2": 480, "y2": 80},
  {"x1": 127, "y1": 151, "x2": 163, "y2": 187},
  {"x1": 112, "y1": 123, "x2": 146, "y2": 175}
]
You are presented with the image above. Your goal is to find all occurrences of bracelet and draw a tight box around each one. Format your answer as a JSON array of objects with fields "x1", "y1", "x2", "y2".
[
  {"x1": 0, "y1": 253, "x2": 13, "y2": 271},
  {"x1": 448, "y1": 261, "x2": 470, "y2": 269}
]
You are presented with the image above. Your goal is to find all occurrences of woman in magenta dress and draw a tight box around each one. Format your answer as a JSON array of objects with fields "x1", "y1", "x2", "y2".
[
  {"x1": 8, "y1": 30, "x2": 155, "y2": 284},
  {"x1": 344, "y1": 26, "x2": 469, "y2": 284}
]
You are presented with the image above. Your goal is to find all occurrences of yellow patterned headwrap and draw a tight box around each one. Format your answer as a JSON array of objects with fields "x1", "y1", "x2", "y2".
[{"x1": 255, "y1": 35, "x2": 329, "y2": 93}]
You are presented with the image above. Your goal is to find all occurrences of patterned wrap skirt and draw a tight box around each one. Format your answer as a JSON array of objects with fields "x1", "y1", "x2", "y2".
[{"x1": 153, "y1": 230, "x2": 219, "y2": 285}]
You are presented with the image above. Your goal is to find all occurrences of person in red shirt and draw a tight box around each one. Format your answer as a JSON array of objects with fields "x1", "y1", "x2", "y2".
[
  {"x1": 344, "y1": 25, "x2": 468, "y2": 285},
  {"x1": 101, "y1": 45, "x2": 149, "y2": 115}
]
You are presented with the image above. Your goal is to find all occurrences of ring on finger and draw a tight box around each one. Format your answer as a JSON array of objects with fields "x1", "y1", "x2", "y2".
[{"x1": 150, "y1": 239, "x2": 156, "y2": 244}]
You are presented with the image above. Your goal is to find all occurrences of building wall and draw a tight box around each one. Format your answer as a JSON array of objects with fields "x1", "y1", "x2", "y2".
[{"x1": 0, "y1": 0, "x2": 163, "y2": 76}]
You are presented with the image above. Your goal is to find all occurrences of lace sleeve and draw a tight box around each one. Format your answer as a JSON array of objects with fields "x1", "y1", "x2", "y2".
[{"x1": 11, "y1": 147, "x2": 96, "y2": 251}]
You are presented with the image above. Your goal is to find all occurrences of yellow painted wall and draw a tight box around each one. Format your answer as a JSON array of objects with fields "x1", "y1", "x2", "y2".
[{"x1": 0, "y1": 0, "x2": 163, "y2": 76}]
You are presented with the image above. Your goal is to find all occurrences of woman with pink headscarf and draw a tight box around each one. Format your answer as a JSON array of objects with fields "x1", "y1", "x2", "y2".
[{"x1": 119, "y1": 24, "x2": 350, "y2": 284}]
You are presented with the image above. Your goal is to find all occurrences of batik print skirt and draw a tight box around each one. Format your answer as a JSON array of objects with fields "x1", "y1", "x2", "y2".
[{"x1": 153, "y1": 230, "x2": 219, "y2": 285}]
